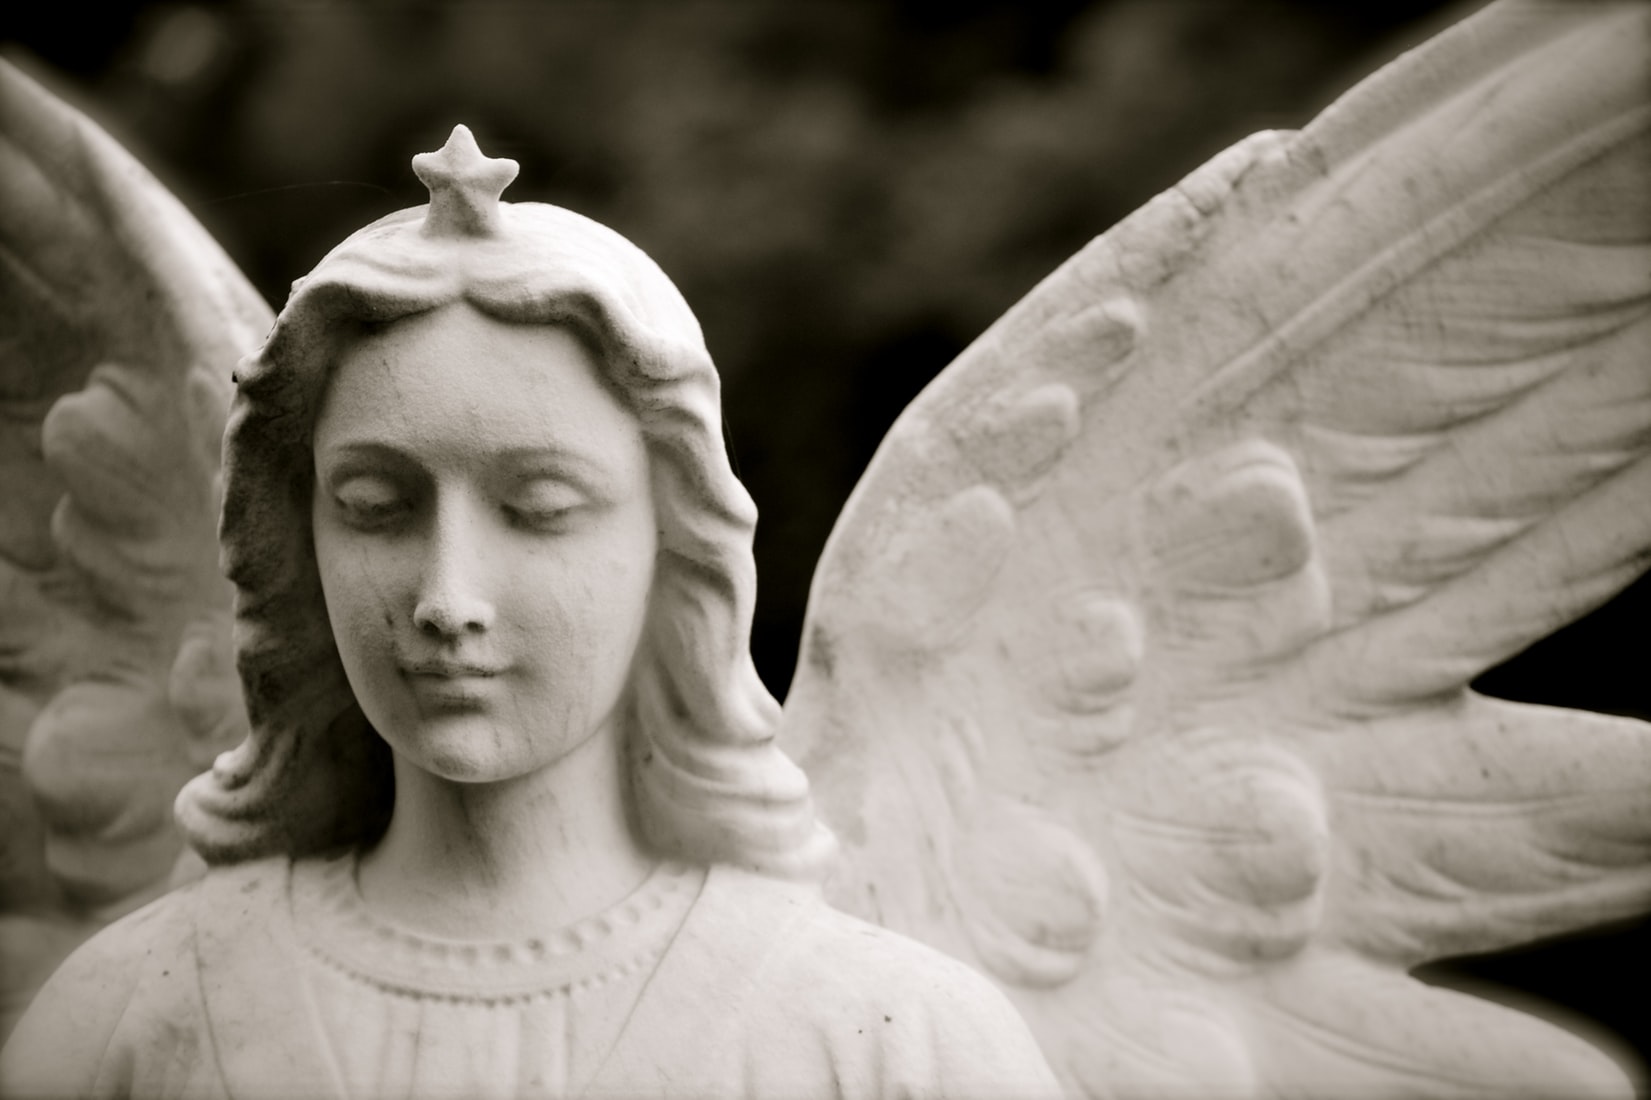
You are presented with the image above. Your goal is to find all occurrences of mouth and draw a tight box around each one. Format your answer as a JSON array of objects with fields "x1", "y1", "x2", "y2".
[
  {"x1": 399, "y1": 660, "x2": 505, "y2": 679},
  {"x1": 397, "y1": 660, "x2": 504, "y2": 712}
]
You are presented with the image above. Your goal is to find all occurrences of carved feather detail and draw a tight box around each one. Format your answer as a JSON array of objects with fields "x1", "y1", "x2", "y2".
[
  {"x1": 0, "y1": 62, "x2": 265, "y2": 979},
  {"x1": 791, "y1": 3, "x2": 1651, "y2": 1096}
]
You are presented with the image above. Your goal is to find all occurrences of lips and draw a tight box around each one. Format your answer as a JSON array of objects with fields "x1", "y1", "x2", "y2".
[
  {"x1": 399, "y1": 659, "x2": 504, "y2": 679},
  {"x1": 397, "y1": 659, "x2": 504, "y2": 712}
]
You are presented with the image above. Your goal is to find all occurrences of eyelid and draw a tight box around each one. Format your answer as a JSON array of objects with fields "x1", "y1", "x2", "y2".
[
  {"x1": 324, "y1": 470, "x2": 415, "y2": 531},
  {"x1": 331, "y1": 472, "x2": 402, "y2": 503},
  {"x1": 321, "y1": 448, "x2": 412, "y2": 489},
  {"x1": 506, "y1": 477, "x2": 591, "y2": 519}
]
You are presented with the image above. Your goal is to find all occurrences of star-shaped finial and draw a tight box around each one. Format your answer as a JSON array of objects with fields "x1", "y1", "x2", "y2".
[{"x1": 412, "y1": 125, "x2": 520, "y2": 238}]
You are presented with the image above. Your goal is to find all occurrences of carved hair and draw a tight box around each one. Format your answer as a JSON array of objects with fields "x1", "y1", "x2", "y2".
[{"x1": 175, "y1": 202, "x2": 833, "y2": 878}]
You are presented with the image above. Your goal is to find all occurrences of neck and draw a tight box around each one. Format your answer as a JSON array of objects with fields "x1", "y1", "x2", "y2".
[{"x1": 357, "y1": 719, "x2": 655, "y2": 940}]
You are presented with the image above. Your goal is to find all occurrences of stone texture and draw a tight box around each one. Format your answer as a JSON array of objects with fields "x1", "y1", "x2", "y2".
[
  {"x1": 0, "y1": 120, "x2": 1059, "y2": 1098},
  {"x1": 1, "y1": 1, "x2": 1649, "y2": 1097},
  {"x1": 0, "y1": 56, "x2": 266, "y2": 1036},
  {"x1": 787, "y1": 3, "x2": 1651, "y2": 1097}
]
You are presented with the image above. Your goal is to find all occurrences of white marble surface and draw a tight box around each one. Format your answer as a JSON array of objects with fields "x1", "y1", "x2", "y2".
[
  {"x1": 0, "y1": 121, "x2": 1059, "y2": 1098},
  {"x1": 1, "y1": 1, "x2": 1649, "y2": 1097},
  {"x1": 787, "y1": 2, "x2": 1651, "y2": 1097}
]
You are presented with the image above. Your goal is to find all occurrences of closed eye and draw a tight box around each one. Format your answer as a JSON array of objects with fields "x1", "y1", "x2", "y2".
[
  {"x1": 331, "y1": 474, "x2": 413, "y2": 529},
  {"x1": 503, "y1": 478, "x2": 589, "y2": 532}
]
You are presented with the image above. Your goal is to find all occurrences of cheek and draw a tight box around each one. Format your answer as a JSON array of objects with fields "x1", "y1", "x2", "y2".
[
  {"x1": 314, "y1": 533, "x2": 403, "y2": 662},
  {"x1": 599, "y1": 519, "x2": 659, "y2": 650},
  {"x1": 521, "y1": 534, "x2": 655, "y2": 685},
  {"x1": 526, "y1": 557, "x2": 641, "y2": 657}
]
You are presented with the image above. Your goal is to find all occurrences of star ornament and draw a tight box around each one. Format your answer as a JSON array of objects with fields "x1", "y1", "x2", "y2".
[{"x1": 412, "y1": 125, "x2": 520, "y2": 238}]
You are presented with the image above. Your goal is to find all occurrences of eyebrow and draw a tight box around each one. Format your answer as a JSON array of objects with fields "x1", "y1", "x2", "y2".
[
  {"x1": 315, "y1": 440, "x2": 617, "y2": 490},
  {"x1": 493, "y1": 446, "x2": 607, "y2": 476},
  {"x1": 313, "y1": 440, "x2": 412, "y2": 470}
]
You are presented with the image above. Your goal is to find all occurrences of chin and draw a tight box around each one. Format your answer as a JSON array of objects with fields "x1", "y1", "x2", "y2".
[
  {"x1": 419, "y1": 751, "x2": 514, "y2": 785},
  {"x1": 375, "y1": 701, "x2": 604, "y2": 786},
  {"x1": 387, "y1": 716, "x2": 530, "y2": 785}
]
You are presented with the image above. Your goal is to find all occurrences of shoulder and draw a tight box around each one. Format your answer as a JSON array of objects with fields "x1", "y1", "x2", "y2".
[
  {"x1": 712, "y1": 869, "x2": 1006, "y2": 1011},
  {"x1": 0, "y1": 856, "x2": 290, "y2": 1098},
  {"x1": 779, "y1": 891, "x2": 1048, "y2": 1048},
  {"x1": 15, "y1": 870, "x2": 218, "y2": 1022},
  {"x1": 187, "y1": 852, "x2": 291, "y2": 936},
  {"x1": 708, "y1": 867, "x2": 1062, "y2": 1099}
]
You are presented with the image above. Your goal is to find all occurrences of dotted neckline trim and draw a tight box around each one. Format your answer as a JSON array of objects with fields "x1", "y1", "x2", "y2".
[{"x1": 291, "y1": 854, "x2": 701, "y2": 1000}]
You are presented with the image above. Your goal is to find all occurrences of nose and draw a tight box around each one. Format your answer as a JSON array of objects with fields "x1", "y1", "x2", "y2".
[
  {"x1": 412, "y1": 511, "x2": 495, "y2": 638},
  {"x1": 414, "y1": 591, "x2": 493, "y2": 637}
]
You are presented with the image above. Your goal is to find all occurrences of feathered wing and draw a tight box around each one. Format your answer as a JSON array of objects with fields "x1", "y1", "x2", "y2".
[
  {"x1": 0, "y1": 59, "x2": 266, "y2": 1026},
  {"x1": 786, "y1": 3, "x2": 1651, "y2": 1097}
]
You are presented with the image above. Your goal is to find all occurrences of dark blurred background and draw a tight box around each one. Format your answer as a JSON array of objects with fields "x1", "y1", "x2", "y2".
[{"x1": 5, "y1": 0, "x2": 1645, "y2": 1076}]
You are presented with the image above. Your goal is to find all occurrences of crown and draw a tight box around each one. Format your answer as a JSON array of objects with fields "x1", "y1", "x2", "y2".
[{"x1": 412, "y1": 125, "x2": 520, "y2": 238}]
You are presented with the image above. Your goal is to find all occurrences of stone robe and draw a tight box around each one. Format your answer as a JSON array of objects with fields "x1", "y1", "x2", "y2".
[{"x1": 0, "y1": 855, "x2": 1061, "y2": 1099}]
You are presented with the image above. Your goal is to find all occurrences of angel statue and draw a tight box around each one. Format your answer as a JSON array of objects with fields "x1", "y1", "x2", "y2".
[{"x1": 1, "y1": 0, "x2": 1649, "y2": 1097}]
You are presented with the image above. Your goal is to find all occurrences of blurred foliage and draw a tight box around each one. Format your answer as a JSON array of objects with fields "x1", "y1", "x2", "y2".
[{"x1": 3, "y1": 0, "x2": 1647, "y2": 1067}]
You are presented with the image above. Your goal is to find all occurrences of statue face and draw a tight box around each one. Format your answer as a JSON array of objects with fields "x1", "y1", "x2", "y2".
[{"x1": 311, "y1": 302, "x2": 656, "y2": 784}]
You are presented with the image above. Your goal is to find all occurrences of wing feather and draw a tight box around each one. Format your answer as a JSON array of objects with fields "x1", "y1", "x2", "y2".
[
  {"x1": 0, "y1": 60, "x2": 264, "y2": 981},
  {"x1": 790, "y1": 3, "x2": 1651, "y2": 1096}
]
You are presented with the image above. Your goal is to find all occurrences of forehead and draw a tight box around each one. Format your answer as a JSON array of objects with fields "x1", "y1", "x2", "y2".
[{"x1": 313, "y1": 302, "x2": 641, "y2": 466}]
